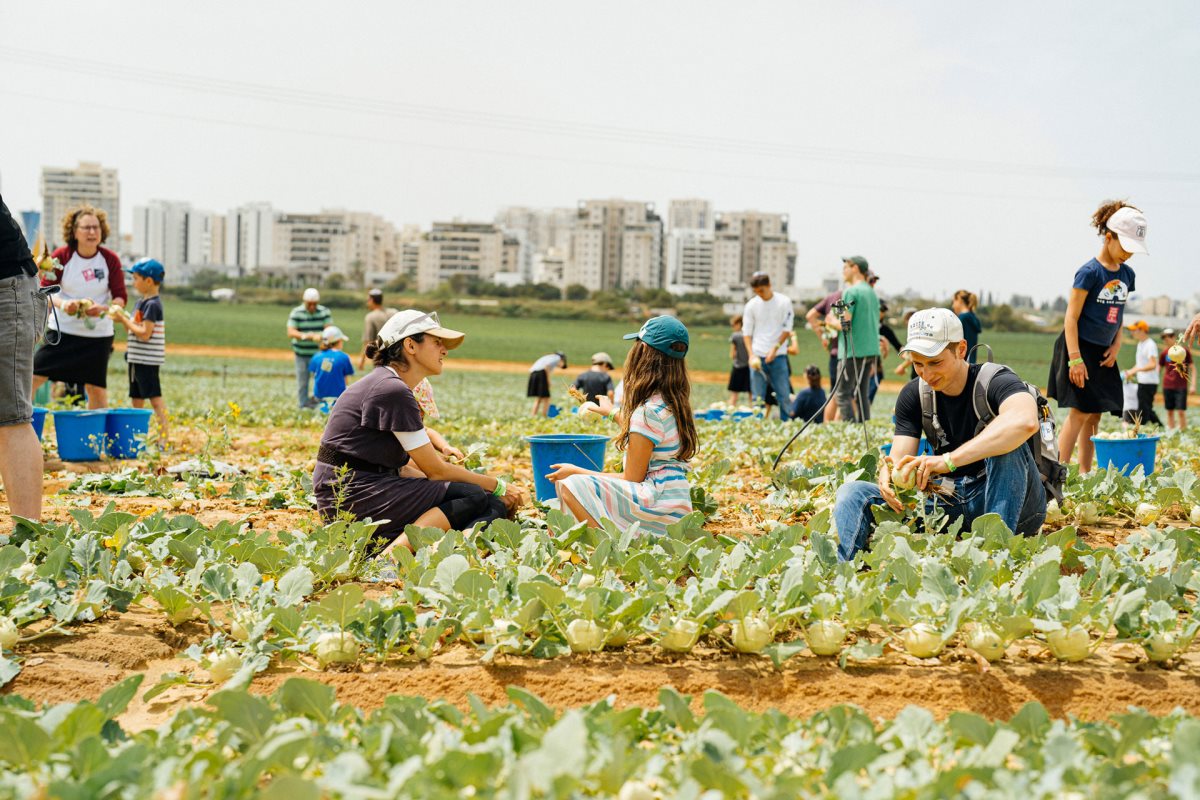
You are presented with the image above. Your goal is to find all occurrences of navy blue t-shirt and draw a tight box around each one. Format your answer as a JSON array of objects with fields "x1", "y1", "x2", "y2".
[
  {"x1": 958, "y1": 311, "x2": 982, "y2": 363},
  {"x1": 791, "y1": 387, "x2": 826, "y2": 423},
  {"x1": 1073, "y1": 258, "x2": 1135, "y2": 347}
]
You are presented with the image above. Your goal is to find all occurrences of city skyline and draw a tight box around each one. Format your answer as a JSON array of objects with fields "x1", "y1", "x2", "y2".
[{"x1": 2, "y1": 2, "x2": 1198, "y2": 302}]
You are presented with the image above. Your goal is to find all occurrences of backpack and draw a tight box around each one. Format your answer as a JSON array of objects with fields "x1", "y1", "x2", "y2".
[{"x1": 918, "y1": 353, "x2": 1067, "y2": 504}]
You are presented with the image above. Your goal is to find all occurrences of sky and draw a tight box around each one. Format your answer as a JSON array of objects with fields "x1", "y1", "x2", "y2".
[{"x1": 2, "y1": 1, "x2": 1198, "y2": 302}]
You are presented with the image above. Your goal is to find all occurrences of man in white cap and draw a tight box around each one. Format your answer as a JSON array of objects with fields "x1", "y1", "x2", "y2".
[
  {"x1": 832, "y1": 308, "x2": 1052, "y2": 561},
  {"x1": 287, "y1": 287, "x2": 333, "y2": 408}
]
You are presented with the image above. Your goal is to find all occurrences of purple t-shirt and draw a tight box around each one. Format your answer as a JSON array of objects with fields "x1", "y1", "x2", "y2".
[
  {"x1": 319, "y1": 367, "x2": 424, "y2": 468},
  {"x1": 812, "y1": 291, "x2": 843, "y2": 357}
]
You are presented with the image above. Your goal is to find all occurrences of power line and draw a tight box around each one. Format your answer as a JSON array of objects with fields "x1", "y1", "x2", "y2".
[
  {"x1": 4, "y1": 46, "x2": 1198, "y2": 184},
  {"x1": 15, "y1": 87, "x2": 1198, "y2": 211}
]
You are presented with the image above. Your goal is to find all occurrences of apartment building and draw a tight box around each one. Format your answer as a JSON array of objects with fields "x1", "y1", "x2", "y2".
[
  {"x1": 41, "y1": 162, "x2": 120, "y2": 246},
  {"x1": 494, "y1": 206, "x2": 576, "y2": 282},
  {"x1": 667, "y1": 198, "x2": 714, "y2": 232},
  {"x1": 416, "y1": 221, "x2": 505, "y2": 292},
  {"x1": 565, "y1": 199, "x2": 663, "y2": 292}
]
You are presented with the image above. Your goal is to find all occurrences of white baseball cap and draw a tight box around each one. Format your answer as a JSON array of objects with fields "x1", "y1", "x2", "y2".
[
  {"x1": 1106, "y1": 207, "x2": 1148, "y2": 255},
  {"x1": 321, "y1": 325, "x2": 349, "y2": 344},
  {"x1": 900, "y1": 308, "x2": 964, "y2": 358},
  {"x1": 302, "y1": 287, "x2": 320, "y2": 302},
  {"x1": 378, "y1": 309, "x2": 465, "y2": 349}
]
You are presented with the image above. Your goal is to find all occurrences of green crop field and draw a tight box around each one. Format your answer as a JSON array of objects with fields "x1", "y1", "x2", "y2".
[{"x1": 158, "y1": 298, "x2": 1077, "y2": 380}]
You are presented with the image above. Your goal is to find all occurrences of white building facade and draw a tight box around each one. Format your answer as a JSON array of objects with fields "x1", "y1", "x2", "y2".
[{"x1": 41, "y1": 162, "x2": 120, "y2": 247}]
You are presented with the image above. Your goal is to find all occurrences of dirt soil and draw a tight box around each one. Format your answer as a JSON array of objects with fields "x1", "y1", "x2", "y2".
[
  {"x1": 9, "y1": 604, "x2": 1200, "y2": 734},
  {"x1": 5, "y1": 417, "x2": 1197, "y2": 728}
]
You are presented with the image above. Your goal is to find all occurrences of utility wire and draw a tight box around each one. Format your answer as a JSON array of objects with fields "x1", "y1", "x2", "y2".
[
  {"x1": 14, "y1": 87, "x2": 1198, "y2": 211},
  {"x1": 4, "y1": 46, "x2": 1198, "y2": 184}
]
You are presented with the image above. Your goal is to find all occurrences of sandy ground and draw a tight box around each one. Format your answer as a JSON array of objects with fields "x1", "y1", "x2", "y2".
[{"x1": 4, "y1": 416, "x2": 1197, "y2": 727}]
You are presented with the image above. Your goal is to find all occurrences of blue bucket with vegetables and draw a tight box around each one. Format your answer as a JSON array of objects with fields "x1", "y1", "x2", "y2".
[
  {"x1": 525, "y1": 433, "x2": 609, "y2": 503},
  {"x1": 106, "y1": 408, "x2": 154, "y2": 458},
  {"x1": 53, "y1": 410, "x2": 108, "y2": 461},
  {"x1": 1091, "y1": 434, "x2": 1159, "y2": 475}
]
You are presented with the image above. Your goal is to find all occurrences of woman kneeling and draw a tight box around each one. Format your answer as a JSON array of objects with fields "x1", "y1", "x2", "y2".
[{"x1": 313, "y1": 310, "x2": 525, "y2": 552}]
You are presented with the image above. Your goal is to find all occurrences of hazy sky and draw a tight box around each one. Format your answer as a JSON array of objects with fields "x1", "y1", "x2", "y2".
[{"x1": 2, "y1": 2, "x2": 1198, "y2": 301}]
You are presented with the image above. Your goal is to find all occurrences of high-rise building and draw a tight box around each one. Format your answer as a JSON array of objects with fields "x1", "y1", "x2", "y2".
[
  {"x1": 225, "y1": 203, "x2": 275, "y2": 273},
  {"x1": 18, "y1": 210, "x2": 40, "y2": 246},
  {"x1": 132, "y1": 200, "x2": 193, "y2": 267},
  {"x1": 271, "y1": 212, "x2": 354, "y2": 285},
  {"x1": 712, "y1": 210, "x2": 796, "y2": 296},
  {"x1": 666, "y1": 230, "x2": 716, "y2": 290},
  {"x1": 41, "y1": 162, "x2": 120, "y2": 247},
  {"x1": 494, "y1": 206, "x2": 576, "y2": 282},
  {"x1": 565, "y1": 199, "x2": 663, "y2": 292},
  {"x1": 416, "y1": 221, "x2": 505, "y2": 292},
  {"x1": 667, "y1": 198, "x2": 714, "y2": 232}
]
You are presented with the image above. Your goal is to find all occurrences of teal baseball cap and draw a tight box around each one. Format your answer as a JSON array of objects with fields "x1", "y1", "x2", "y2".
[{"x1": 623, "y1": 315, "x2": 689, "y2": 359}]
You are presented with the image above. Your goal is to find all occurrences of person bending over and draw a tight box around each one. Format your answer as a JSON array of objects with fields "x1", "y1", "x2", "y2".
[{"x1": 833, "y1": 308, "x2": 1048, "y2": 561}]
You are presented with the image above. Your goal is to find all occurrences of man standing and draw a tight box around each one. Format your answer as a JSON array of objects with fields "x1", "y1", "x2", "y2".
[
  {"x1": 286, "y1": 287, "x2": 332, "y2": 409},
  {"x1": 359, "y1": 288, "x2": 397, "y2": 369},
  {"x1": 826, "y1": 256, "x2": 880, "y2": 422},
  {"x1": 742, "y1": 272, "x2": 794, "y2": 420},
  {"x1": 0, "y1": 193, "x2": 45, "y2": 527}
]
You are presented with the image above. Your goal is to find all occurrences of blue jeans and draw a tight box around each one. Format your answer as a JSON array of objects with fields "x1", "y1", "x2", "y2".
[
  {"x1": 295, "y1": 353, "x2": 314, "y2": 408},
  {"x1": 750, "y1": 354, "x2": 791, "y2": 420},
  {"x1": 833, "y1": 445, "x2": 1047, "y2": 561}
]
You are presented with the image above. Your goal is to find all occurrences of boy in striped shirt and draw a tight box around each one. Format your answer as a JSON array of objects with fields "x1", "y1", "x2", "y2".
[{"x1": 113, "y1": 258, "x2": 168, "y2": 439}]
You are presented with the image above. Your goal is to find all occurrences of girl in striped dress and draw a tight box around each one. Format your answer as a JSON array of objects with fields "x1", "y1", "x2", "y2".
[{"x1": 549, "y1": 316, "x2": 698, "y2": 537}]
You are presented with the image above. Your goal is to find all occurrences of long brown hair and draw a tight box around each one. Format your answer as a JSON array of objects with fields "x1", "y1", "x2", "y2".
[
  {"x1": 953, "y1": 290, "x2": 978, "y2": 311},
  {"x1": 615, "y1": 341, "x2": 698, "y2": 461},
  {"x1": 60, "y1": 205, "x2": 110, "y2": 249}
]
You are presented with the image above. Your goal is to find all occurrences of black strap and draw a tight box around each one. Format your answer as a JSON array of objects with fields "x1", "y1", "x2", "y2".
[{"x1": 317, "y1": 443, "x2": 399, "y2": 475}]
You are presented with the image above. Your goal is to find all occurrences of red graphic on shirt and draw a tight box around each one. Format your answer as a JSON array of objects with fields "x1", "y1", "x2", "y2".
[{"x1": 1107, "y1": 306, "x2": 1119, "y2": 323}]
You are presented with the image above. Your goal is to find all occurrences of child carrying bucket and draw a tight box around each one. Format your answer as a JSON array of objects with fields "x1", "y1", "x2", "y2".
[{"x1": 547, "y1": 316, "x2": 697, "y2": 536}]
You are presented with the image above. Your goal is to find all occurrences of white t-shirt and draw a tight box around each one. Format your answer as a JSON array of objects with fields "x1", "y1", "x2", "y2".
[
  {"x1": 530, "y1": 353, "x2": 563, "y2": 373},
  {"x1": 742, "y1": 293, "x2": 794, "y2": 357},
  {"x1": 1123, "y1": 381, "x2": 1140, "y2": 411},
  {"x1": 1135, "y1": 338, "x2": 1160, "y2": 385},
  {"x1": 49, "y1": 251, "x2": 116, "y2": 338}
]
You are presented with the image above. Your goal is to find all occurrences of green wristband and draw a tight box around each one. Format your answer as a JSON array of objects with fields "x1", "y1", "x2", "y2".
[
  {"x1": 492, "y1": 478, "x2": 507, "y2": 498},
  {"x1": 943, "y1": 454, "x2": 956, "y2": 473},
  {"x1": 1068, "y1": 357, "x2": 1084, "y2": 367}
]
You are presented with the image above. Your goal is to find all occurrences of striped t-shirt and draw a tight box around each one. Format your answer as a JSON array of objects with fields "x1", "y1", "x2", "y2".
[
  {"x1": 126, "y1": 295, "x2": 165, "y2": 366},
  {"x1": 288, "y1": 304, "x2": 333, "y2": 357}
]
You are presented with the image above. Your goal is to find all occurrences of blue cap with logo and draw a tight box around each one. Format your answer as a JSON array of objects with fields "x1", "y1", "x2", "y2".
[
  {"x1": 623, "y1": 315, "x2": 689, "y2": 359},
  {"x1": 129, "y1": 258, "x2": 165, "y2": 282}
]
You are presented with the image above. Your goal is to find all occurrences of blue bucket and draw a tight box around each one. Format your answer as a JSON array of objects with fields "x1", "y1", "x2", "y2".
[
  {"x1": 53, "y1": 410, "x2": 108, "y2": 461},
  {"x1": 525, "y1": 433, "x2": 610, "y2": 502},
  {"x1": 106, "y1": 408, "x2": 154, "y2": 458},
  {"x1": 32, "y1": 407, "x2": 48, "y2": 441},
  {"x1": 547, "y1": 404, "x2": 561, "y2": 418},
  {"x1": 1091, "y1": 434, "x2": 1159, "y2": 475},
  {"x1": 696, "y1": 409, "x2": 725, "y2": 422}
]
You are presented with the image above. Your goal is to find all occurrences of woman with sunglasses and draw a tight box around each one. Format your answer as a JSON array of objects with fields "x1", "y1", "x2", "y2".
[{"x1": 313, "y1": 309, "x2": 526, "y2": 553}]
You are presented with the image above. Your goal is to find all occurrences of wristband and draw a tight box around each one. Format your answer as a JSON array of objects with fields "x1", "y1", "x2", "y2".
[
  {"x1": 492, "y1": 478, "x2": 507, "y2": 498},
  {"x1": 943, "y1": 454, "x2": 956, "y2": 473},
  {"x1": 1067, "y1": 357, "x2": 1084, "y2": 367}
]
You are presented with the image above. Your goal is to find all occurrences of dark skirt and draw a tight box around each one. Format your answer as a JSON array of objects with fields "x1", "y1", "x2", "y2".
[
  {"x1": 727, "y1": 365, "x2": 750, "y2": 392},
  {"x1": 526, "y1": 369, "x2": 550, "y2": 398},
  {"x1": 1047, "y1": 332, "x2": 1122, "y2": 415},
  {"x1": 313, "y1": 462, "x2": 449, "y2": 545},
  {"x1": 33, "y1": 332, "x2": 114, "y2": 388}
]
